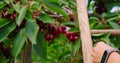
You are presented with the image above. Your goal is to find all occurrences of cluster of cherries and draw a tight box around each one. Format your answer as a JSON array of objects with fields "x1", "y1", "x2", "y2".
[
  {"x1": 44, "y1": 24, "x2": 79, "y2": 43},
  {"x1": 2, "y1": 9, "x2": 27, "y2": 29},
  {"x1": 95, "y1": 0, "x2": 107, "y2": 15},
  {"x1": 1, "y1": 2, "x2": 79, "y2": 43},
  {"x1": 2, "y1": 10, "x2": 16, "y2": 20}
]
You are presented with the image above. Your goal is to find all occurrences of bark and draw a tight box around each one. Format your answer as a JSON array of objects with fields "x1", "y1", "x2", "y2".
[{"x1": 20, "y1": 41, "x2": 32, "y2": 63}]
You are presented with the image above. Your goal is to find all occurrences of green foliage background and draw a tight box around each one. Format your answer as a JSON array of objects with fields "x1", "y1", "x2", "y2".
[{"x1": 0, "y1": 0, "x2": 120, "y2": 63}]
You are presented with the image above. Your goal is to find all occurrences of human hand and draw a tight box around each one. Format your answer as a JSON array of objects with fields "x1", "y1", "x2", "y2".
[{"x1": 92, "y1": 41, "x2": 113, "y2": 63}]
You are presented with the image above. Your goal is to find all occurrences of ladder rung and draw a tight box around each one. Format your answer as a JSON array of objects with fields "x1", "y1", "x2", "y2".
[{"x1": 91, "y1": 29, "x2": 120, "y2": 36}]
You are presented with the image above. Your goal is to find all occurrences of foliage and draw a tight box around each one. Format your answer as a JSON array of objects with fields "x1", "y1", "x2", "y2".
[{"x1": 0, "y1": 0, "x2": 120, "y2": 63}]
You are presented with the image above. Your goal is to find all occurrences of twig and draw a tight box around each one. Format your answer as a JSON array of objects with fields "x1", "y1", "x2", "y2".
[{"x1": 91, "y1": 29, "x2": 120, "y2": 36}]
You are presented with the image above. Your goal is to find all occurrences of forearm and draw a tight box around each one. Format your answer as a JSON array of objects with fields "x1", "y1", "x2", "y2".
[{"x1": 107, "y1": 52, "x2": 120, "y2": 63}]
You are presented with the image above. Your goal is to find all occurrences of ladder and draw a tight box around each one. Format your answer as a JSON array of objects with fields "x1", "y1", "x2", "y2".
[{"x1": 76, "y1": 0, "x2": 120, "y2": 63}]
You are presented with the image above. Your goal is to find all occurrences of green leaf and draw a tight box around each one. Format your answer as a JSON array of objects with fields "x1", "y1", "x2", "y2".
[
  {"x1": 39, "y1": 14, "x2": 55, "y2": 23},
  {"x1": 99, "y1": 32, "x2": 111, "y2": 43},
  {"x1": 110, "y1": 36, "x2": 120, "y2": 48},
  {"x1": 22, "y1": 0, "x2": 28, "y2": 4},
  {"x1": 0, "y1": 54, "x2": 7, "y2": 63},
  {"x1": 38, "y1": 0, "x2": 68, "y2": 17},
  {"x1": 89, "y1": 17, "x2": 100, "y2": 29},
  {"x1": 12, "y1": 2, "x2": 21, "y2": 13},
  {"x1": 33, "y1": 32, "x2": 47, "y2": 59},
  {"x1": 73, "y1": 39, "x2": 81, "y2": 56},
  {"x1": 0, "y1": 18, "x2": 11, "y2": 28},
  {"x1": 30, "y1": 1, "x2": 40, "y2": 10},
  {"x1": 7, "y1": 8, "x2": 14, "y2": 14},
  {"x1": 92, "y1": 32, "x2": 110, "y2": 44},
  {"x1": 108, "y1": 21, "x2": 120, "y2": 29},
  {"x1": 69, "y1": 27, "x2": 79, "y2": 32},
  {"x1": 26, "y1": 9, "x2": 36, "y2": 22},
  {"x1": 25, "y1": 21, "x2": 39, "y2": 44},
  {"x1": 61, "y1": 22, "x2": 76, "y2": 26},
  {"x1": 0, "y1": 1, "x2": 6, "y2": 8},
  {"x1": 103, "y1": 0, "x2": 120, "y2": 11},
  {"x1": 16, "y1": 5, "x2": 27, "y2": 26},
  {"x1": 3, "y1": 0, "x2": 9, "y2": 4},
  {"x1": 46, "y1": 2, "x2": 68, "y2": 18},
  {"x1": 102, "y1": 12, "x2": 118, "y2": 19},
  {"x1": 11, "y1": 29, "x2": 26, "y2": 58},
  {"x1": 0, "y1": 23, "x2": 16, "y2": 42}
]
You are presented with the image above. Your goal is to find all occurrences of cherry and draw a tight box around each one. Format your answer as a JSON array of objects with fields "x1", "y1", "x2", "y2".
[
  {"x1": 45, "y1": 34, "x2": 54, "y2": 41},
  {"x1": 117, "y1": 20, "x2": 120, "y2": 25},
  {"x1": 49, "y1": 34, "x2": 54, "y2": 40},
  {"x1": 69, "y1": 14, "x2": 74, "y2": 22},
  {"x1": 12, "y1": 12, "x2": 17, "y2": 20},
  {"x1": 72, "y1": 32, "x2": 78, "y2": 36},
  {"x1": 58, "y1": 28, "x2": 63, "y2": 33},
  {"x1": 65, "y1": 31, "x2": 79, "y2": 43},
  {"x1": 36, "y1": 19, "x2": 47, "y2": 31},
  {"x1": 74, "y1": 36, "x2": 78, "y2": 40},
  {"x1": 15, "y1": 0, "x2": 19, "y2": 2},
  {"x1": 2, "y1": 10, "x2": 12, "y2": 18},
  {"x1": 95, "y1": 0, "x2": 107, "y2": 15},
  {"x1": 61, "y1": 26, "x2": 66, "y2": 31},
  {"x1": 49, "y1": 24, "x2": 56, "y2": 31},
  {"x1": 33, "y1": 10, "x2": 40, "y2": 18},
  {"x1": 69, "y1": 35, "x2": 74, "y2": 41},
  {"x1": 19, "y1": 19, "x2": 26, "y2": 28},
  {"x1": 105, "y1": 26, "x2": 110, "y2": 29},
  {"x1": 65, "y1": 31, "x2": 71, "y2": 38},
  {"x1": 45, "y1": 34, "x2": 51, "y2": 41},
  {"x1": 58, "y1": 26, "x2": 66, "y2": 33},
  {"x1": 2, "y1": 10, "x2": 7, "y2": 18},
  {"x1": 44, "y1": 25, "x2": 78, "y2": 43}
]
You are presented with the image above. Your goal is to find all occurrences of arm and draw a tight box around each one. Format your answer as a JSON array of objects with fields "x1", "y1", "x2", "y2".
[
  {"x1": 107, "y1": 52, "x2": 120, "y2": 63},
  {"x1": 92, "y1": 41, "x2": 120, "y2": 63}
]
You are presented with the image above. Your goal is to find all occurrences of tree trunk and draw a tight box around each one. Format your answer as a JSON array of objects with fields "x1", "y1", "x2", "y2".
[{"x1": 20, "y1": 40, "x2": 32, "y2": 63}]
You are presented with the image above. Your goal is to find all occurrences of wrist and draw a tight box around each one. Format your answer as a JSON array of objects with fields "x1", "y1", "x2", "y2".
[
  {"x1": 101, "y1": 49, "x2": 120, "y2": 63},
  {"x1": 107, "y1": 52, "x2": 120, "y2": 63}
]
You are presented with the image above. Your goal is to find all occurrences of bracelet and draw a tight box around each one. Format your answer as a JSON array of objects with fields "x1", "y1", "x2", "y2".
[{"x1": 101, "y1": 49, "x2": 120, "y2": 63}]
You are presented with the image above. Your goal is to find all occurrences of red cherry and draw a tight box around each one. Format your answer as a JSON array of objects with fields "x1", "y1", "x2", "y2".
[
  {"x1": 45, "y1": 34, "x2": 50, "y2": 41},
  {"x1": 105, "y1": 26, "x2": 109, "y2": 29},
  {"x1": 117, "y1": 20, "x2": 120, "y2": 25},
  {"x1": 61, "y1": 26, "x2": 66, "y2": 31},
  {"x1": 72, "y1": 32, "x2": 78, "y2": 36},
  {"x1": 49, "y1": 34, "x2": 54, "y2": 40},
  {"x1": 65, "y1": 31, "x2": 71, "y2": 38},
  {"x1": 69, "y1": 14, "x2": 74, "y2": 22},
  {"x1": 35, "y1": 10, "x2": 40, "y2": 16},
  {"x1": 2, "y1": 10, "x2": 7, "y2": 18},
  {"x1": 19, "y1": 19, "x2": 26, "y2": 28},
  {"x1": 15, "y1": 0, "x2": 19, "y2": 2},
  {"x1": 69, "y1": 35, "x2": 74, "y2": 41},
  {"x1": 74, "y1": 36, "x2": 78, "y2": 40},
  {"x1": 49, "y1": 24, "x2": 54, "y2": 29},
  {"x1": 4, "y1": 14, "x2": 12, "y2": 18},
  {"x1": 58, "y1": 28, "x2": 63, "y2": 33},
  {"x1": 57, "y1": 26, "x2": 66, "y2": 34},
  {"x1": 33, "y1": 10, "x2": 40, "y2": 18},
  {"x1": 12, "y1": 13, "x2": 16, "y2": 20}
]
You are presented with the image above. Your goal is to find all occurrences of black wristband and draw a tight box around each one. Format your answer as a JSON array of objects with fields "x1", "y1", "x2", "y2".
[{"x1": 101, "y1": 49, "x2": 120, "y2": 63}]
